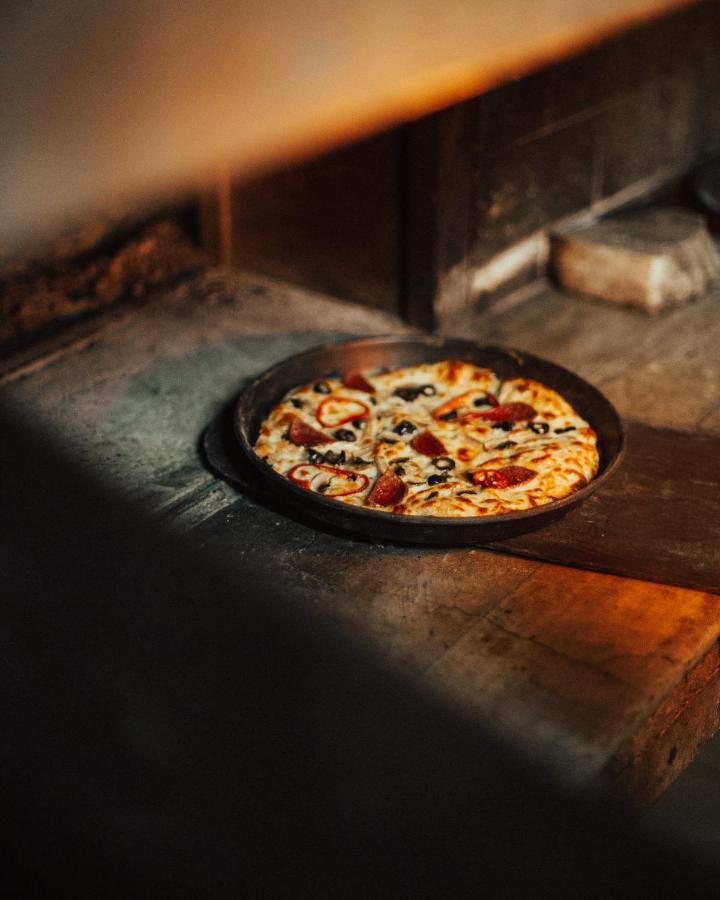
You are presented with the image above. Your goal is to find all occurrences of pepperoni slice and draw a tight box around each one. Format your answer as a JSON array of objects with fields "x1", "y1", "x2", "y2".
[
  {"x1": 287, "y1": 463, "x2": 369, "y2": 496},
  {"x1": 316, "y1": 396, "x2": 370, "y2": 428},
  {"x1": 343, "y1": 370, "x2": 375, "y2": 393},
  {"x1": 367, "y1": 469, "x2": 407, "y2": 507},
  {"x1": 410, "y1": 430, "x2": 447, "y2": 457},
  {"x1": 471, "y1": 465, "x2": 536, "y2": 489},
  {"x1": 462, "y1": 402, "x2": 536, "y2": 424},
  {"x1": 288, "y1": 415, "x2": 333, "y2": 447}
]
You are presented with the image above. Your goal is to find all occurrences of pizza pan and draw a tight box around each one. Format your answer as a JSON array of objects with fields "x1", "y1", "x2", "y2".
[{"x1": 233, "y1": 336, "x2": 624, "y2": 543}]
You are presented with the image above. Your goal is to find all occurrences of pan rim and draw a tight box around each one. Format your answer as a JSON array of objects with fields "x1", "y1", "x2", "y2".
[{"x1": 233, "y1": 334, "x2": 625, "y2": 530}]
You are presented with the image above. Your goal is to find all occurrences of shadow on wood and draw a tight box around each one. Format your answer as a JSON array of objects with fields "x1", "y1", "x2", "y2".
[{"x1": 1, "y1": 401, "x2": 717, "y2": 896}]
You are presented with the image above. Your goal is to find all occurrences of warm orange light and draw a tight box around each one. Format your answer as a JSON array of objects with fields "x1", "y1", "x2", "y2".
[{"x1": 0, "y1": 0, "x2": 697, "y2": 248}]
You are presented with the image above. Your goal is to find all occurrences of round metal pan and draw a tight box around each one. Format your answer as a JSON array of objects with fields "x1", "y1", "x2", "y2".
[{"x1": 233, "y1": 336, "x2": 624, "y2": 543}]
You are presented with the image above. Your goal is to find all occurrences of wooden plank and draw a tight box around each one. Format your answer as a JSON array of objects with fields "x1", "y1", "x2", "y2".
[
  {"x1": 399, "y1": 104, "x2": 476, "y2": 329},
  {"x1": 490, "y1": 422, "x2": 720, "y2": 593},
  {"x1": 609, "y1": 642, "x2": 720, "y2": 807},
  {"x1": 1, "y1": 0, "x2": 697, "y2": 248},
  {"x1": 397, "y1": 118, "x2": 437, "y2": 330},
  {"x1": 424, "y1": 564, "x2": 720, "y2": 795},
  {"x1": 644, "y1": 674, "x2": 720, "y2": 854},
  {"x1": 204, "y1": 410, "x2": 720, "y2": 592},
  {"x1": 216, "y1": 131, "x2": 402, "y2": 313}
]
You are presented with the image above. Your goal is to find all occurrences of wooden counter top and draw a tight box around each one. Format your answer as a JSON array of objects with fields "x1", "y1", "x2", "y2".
[{"x1": 3, "y1": 268, "x2": 718, "y2": 806}]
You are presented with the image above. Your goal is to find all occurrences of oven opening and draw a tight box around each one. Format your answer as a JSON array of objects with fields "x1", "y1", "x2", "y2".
[{"x1": 2, "y1": 1, "x2": 720, "y2": 895}]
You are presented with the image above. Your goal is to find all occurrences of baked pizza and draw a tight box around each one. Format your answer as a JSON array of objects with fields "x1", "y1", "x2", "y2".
[{"x1": 252, "y1": 360, "x2": 599, "y2": 517}]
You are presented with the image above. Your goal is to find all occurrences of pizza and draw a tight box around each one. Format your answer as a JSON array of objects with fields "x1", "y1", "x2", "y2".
[{"x1": 252, "y1": 360, "x2": 599, "y2": 517}]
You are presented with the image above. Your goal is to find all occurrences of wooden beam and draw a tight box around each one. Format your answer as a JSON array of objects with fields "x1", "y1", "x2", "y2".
[{"x1": 399, "y1": 103, "x2": 476, "y2": 329}]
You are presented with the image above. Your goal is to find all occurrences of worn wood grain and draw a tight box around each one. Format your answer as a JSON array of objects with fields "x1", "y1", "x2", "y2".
[
  {"x1": 422, "y1": 565, "x2": 720, "y2": 792},
  {"x1": 399, "y1": 103, "x2": 477, "y2": 329},
  {"x1": 214, "y1": 131, "x2": 402, "y2": 313},
  {"x1": 484, "y1": 567, "x2": 720, "y2": 697},
  {"x1": 297, "y1": 544, "x2": 538, "y2": 672},
  {"x1": 609, "y1": 642, "x2": 720, "y2": 808},
  {"x1": 644, "y1": 665, "x2": 720, "y2": 858}
]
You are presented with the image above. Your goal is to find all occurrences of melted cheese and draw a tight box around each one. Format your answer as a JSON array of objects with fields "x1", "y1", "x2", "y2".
[{"x1": 252, "y1": 361, "x2": 599, "y2": 518}]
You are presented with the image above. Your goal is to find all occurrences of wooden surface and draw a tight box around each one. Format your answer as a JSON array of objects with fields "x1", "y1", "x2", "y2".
[
  {"x1": 492, "y1": 422, "x2": 720, "y2": 593},
  {"x1": 444, "y1": 280, "x2": 720, "y2": 436},
  {"x1": 399, "y1": 104, "x2": 477, "y2": 330},
  {"x1": 214, "y1": 131, "x2": 402, "y2": 313},
  {"x1": 205, "y1": 414, "x2": 720, "y2": 594},
  {"x1": 2, "y1": 267, "x2": 720, "y2": 809},
  {"x1": 1, "y1": 0, "x2": 696, "y2": 248}
]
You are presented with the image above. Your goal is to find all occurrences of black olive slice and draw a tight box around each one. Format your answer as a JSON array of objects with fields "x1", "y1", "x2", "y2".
[
  {"x1": 473, "y1": 396, "x2": 492, "y2": 407},
  {"x1": 290, "y1": 397, "x2": 304, "y2": 409},
  {"x1": 439, "y1": 410, "x2": 458, "y2": 421},
  {"x1": 432, "y1": 456, "x2": 456, "y2": 470},
  {"x1": 333, "y1": 428, "x2": 356, "y2": 442},
  {"x1": 323, "y1": 449, "x2": 346, "y2": 465},
  {"x1": 394, "y1": 465, "x2": 406, "y2": 475},
  {"x1": 426, "y1": 491, "x2": 439, "y2": 500},
  {"x1": 394, "y1": 420, "x2": 417, "y2": 436},
  {"x1": 427, "y1": 473, "x2": 448, "y2": 485},
  {"x1": 555, "y1": 426, "x2": 576, "y2": 434},
  {"x1": 393, "y1": 387, "x2": 419, "y2": 401},
  {"x1": 530, "y1": 421, "x2": 549, "y2": 435},
  {"x1": 350, "y1": 456, "x2": 372, "y2": 466},
  {"x1": 495, "y1": 440, "x2": 517, "y2": 450},
  {"x1": 313, "y1": 381, "x2": 332, "y2": 394},
  {"x1": 493, "y1": 421, "x2": 513, "y2": 432}
]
